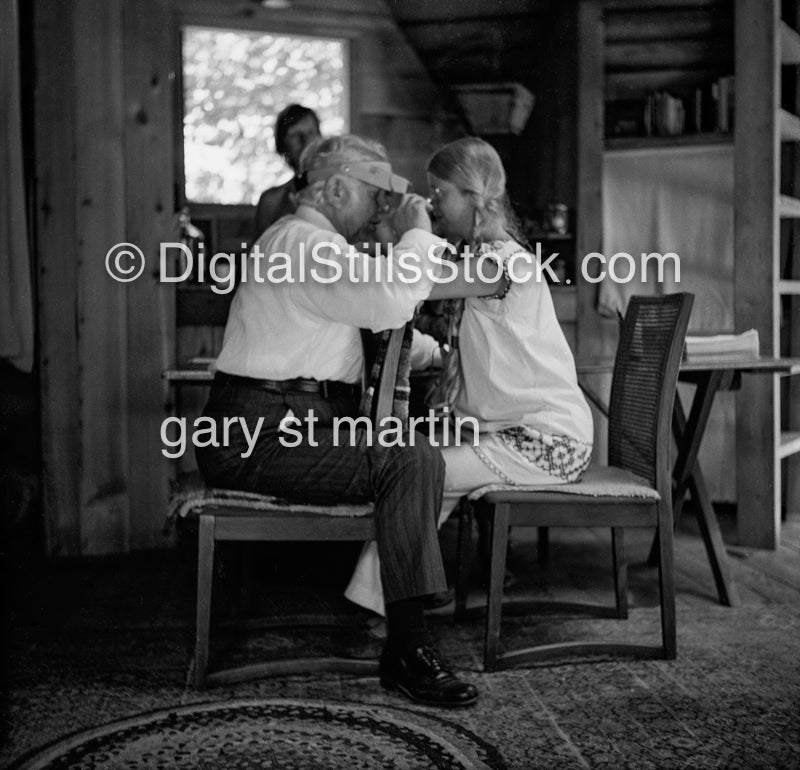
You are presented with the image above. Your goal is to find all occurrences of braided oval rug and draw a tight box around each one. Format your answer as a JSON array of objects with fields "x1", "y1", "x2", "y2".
[{"x1": 8, "y1": 698, "x2": 505, "y2": 770}]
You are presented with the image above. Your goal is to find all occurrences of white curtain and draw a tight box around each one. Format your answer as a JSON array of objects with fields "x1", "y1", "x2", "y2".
[
  {"x1": 601, "y1": 143, "x2": 736, "y2": 501},
  {"x1": 0, "y1": 0, "x2": 34, "y2": 373},
  {"x1": 600, "y1": 144, "x2": 734, "y2": 333}
]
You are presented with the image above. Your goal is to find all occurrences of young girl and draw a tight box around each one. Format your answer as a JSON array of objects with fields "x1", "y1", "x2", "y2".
[{"x1": 345, "y1": 137, "x2": 593, "y2": 615}]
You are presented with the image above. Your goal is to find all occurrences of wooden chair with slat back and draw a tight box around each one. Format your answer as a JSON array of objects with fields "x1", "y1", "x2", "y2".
[
  {"x1": 176, "y1": 325, "x2": 407, "y2": 688},
  {"x1": 454, "y1": 293, "x2": 694, "y2": 672}
]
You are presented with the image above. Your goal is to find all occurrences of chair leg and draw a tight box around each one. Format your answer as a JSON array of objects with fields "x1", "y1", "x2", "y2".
[
  {"x1": 484, "y1": 503, "x2": 511, "y2": 672},
  {"x1": 537, "y1": 527, "x2": 549, "y2": 565},
  {"x1": 474, "y1": 499, "x2": 491, "y2": 575},
  {"x1": 195, "y1": 514, "x2": 215, "y2": 689},
  {"x1": 657, "y1": 502, "x2": 677, "y2": 659},
  {"x1": 611, "y1": 527, "x2": 628, "y2": 619},
  {"x1": 455, "y1": 499, "x2": 473, "y2": 620},
  {"x1": 235, "y1": 542, "x2": 259, "y2": 618}
]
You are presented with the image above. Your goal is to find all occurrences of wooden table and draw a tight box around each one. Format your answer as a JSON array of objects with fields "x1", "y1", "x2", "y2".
[
  {"x1": 163, "y1": 358, "x2": 216, "y2": 384},
  {"x1": 578, "y1": 356, "x2": 800, "y2": 607}
]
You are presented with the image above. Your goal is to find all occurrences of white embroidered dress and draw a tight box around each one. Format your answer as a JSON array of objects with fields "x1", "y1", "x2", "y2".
[
  {"x1": 453, "y1": 239, "x2": 593, "y2": 484},
  {"x1": 345, "y1": 239, "x2": 594, "y2": 616}
]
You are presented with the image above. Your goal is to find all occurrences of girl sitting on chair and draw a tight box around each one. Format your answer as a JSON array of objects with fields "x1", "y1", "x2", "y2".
[{"x1": 346, "y1": 137, "x2": 594, "y2": 615}]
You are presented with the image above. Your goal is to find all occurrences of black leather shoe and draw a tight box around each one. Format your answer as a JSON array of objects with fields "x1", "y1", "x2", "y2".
[{"x1": 379, "y1": 646, "x2": 479, "y2": 708}]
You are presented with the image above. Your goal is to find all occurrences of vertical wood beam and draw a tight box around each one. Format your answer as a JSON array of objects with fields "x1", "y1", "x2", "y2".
[
  {"x1": 787, "y1": 4, "x2": 800, "y2": 518},
  {"x1": 576, "y1": 0, "x2": 615, "y2": 461},
  {"x1": 34, "y1": 0, "x2": 81, "y2": 556},
  {"x1": 734, "y1": 0, "x2": 780, "y2": 548},
  {"x1": 73, "y1": 0, "x2": 131, "y2": 554},
  {"x1": 576, "y1": 0, "x2": 612, "y2": 361},
  {"x1": 123, "y1": 0, "x2": 176, "y2": 550}
]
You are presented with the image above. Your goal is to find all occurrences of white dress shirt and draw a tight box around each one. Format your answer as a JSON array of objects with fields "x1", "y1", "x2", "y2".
[{"x1": 213, "y1": 205, "x2": 446, "y2": 383}]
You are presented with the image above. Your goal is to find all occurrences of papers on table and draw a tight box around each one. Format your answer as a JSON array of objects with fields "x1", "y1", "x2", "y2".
[{"x1": 684, "y1": 329, "x2": 759, "y2": 362}]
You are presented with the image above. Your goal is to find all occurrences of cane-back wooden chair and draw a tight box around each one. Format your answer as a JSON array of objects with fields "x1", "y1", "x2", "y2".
[{"x1": 455, "y1": 293, "x2": 694, "y2": 671}]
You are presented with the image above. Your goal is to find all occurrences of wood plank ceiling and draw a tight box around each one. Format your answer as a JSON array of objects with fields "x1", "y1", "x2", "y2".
[
  {"x1": 384, "y1": 0, "x2": 547, "y2": 89},
  {"x1": 385, "y1": 0, "x2": 734, "y2": 100}
]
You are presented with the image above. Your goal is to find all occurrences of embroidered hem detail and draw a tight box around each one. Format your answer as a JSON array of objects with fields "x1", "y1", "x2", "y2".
[{"x1": 494, "y1": 426, "x2": 592, "y2": 482}]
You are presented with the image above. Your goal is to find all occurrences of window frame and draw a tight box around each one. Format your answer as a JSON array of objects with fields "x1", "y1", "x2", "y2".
[{"x1": 172, "y1": 12, "x2": 357, "y2": 215}]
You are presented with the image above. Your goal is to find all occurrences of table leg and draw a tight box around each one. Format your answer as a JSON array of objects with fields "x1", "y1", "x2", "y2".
[
  {"x1": 672, "y1": 371, "x2": 724, "y2": 518},
  {"x1": 671, "y1": 373, "x2": 739, "y2": 607},
  {"x1": 685, "y1": 458, "x2": 740, "y2": 606}
]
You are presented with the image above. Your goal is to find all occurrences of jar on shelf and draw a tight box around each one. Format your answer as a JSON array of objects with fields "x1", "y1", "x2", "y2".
[{"x1": 544, "y1": 203, "x2": 568, "y2": 235}]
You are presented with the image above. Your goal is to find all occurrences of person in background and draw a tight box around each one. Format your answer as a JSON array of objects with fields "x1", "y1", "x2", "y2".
[
  {"x1": 253, "y1": 104, "x2": 321, "y2": 240},
  {"x1": 346, "y1": 136, "x2": 594, "y2": 616}
]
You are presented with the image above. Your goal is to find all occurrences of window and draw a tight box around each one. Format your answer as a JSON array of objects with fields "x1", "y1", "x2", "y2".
[{"x1": 182, "y1": 26, "x2": 348, "y2": 205}]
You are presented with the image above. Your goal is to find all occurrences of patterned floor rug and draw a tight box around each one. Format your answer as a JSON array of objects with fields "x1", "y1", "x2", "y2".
[{"x1": 6, "y1": 698, "x2": 503, "y2": 770}]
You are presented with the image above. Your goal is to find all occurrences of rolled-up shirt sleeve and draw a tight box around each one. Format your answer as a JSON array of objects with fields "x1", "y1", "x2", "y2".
[
  {"x1": 296, "y1": 229, "x2": 447, "y2": 331},
  {"x1": 410, "y1": 328, "x2": 441, "y2": 371}
]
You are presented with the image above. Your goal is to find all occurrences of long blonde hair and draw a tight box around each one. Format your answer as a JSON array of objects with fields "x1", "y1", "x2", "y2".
[{"x1": 426, "y1": 137, "x2": 523, "y2": 243}]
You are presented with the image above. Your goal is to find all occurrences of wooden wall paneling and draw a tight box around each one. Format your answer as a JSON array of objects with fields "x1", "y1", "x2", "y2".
[
  {"x1": 170, "y1": 0, "x2": 393, "y2": 34},
  {"x1": 606, "y1": 67, "x2": 731, "y2": 101},
  {"x1": 417, "y1": 49, "x2": 538, "y2": 87},
  {"x1": 171, "y1": 20, "x2": 185, "y2": 214},
  {"x1": 347, "y1": 32, "x2": 364, "y2": 136},
  {"x1": 603, "y1": 0, "x2": 731, "y2": 9},
  {"x1": 603, "y1": 2, "x2": 734, "y2": 101},
  {"x1": 389, "y1": 0, "x2": 537, "y2": 22},
  {"x1": 360, "y1": 75, "x2": 441, "y2": 118},
  {"x1": 34, "y1": 0, "x2": 81, "y2": 557},
  {"x1": 734, "y1": 0, "x2": 780, "y2": 548},
  {"x1": 353, "y1": 13, "x2": 462, "y2": 191},
  {"x1": 73, "y1": 0, "x2": 131, "y2": 554},
  {"x1": 174, "y1": 325, "x2": 219, "y2": 475},
  {"x1": 399, "y1": 19, "x2": 537, "y2": 53},
  {"x1": 123, "y1": 0, "x2": 177, "y2": 550},
  {"x1": 605, "y1": 38, "x2": 732, "y2": 71},
  {"x1": 604, "y1": 8, "x2": 733, "y2": 41}
]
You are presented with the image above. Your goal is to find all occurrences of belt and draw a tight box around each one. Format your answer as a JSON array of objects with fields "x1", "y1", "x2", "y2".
[{"x1": 214, "y1": 372, "x2": 361, "y2": 399}]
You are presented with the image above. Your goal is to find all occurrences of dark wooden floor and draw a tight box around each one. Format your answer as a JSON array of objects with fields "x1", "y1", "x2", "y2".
[
  {"x1": 2, "y1": 505, "x2": 799, "y2": 768},
  {"x1": 3, "y1": 504, "x2": 799, "y2": 634}
]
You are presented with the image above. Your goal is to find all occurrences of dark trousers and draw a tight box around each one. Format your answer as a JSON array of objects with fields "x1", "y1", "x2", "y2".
[{"x1": 195, "y1": 381, "x2": 447, "y2": 604}]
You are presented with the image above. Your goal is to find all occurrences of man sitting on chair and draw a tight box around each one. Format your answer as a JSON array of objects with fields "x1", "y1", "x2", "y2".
[{"x1": 196, "y1": 134, "x2": 478, "y2": 708}]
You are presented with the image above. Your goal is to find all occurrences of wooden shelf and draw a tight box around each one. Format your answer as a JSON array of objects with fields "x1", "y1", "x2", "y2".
[
  {"x1": 778, "y1": 431, "x2": 800, "y2": 460},
  {"x1": 780, "y1": 20, "x2": 800, "y2": 65},
  {"x1": 604, "y1": 132, "x2": 733, "y2": 151},
  {"x1": 780, "y1": 108, "x2": 800, "y2": 142}
]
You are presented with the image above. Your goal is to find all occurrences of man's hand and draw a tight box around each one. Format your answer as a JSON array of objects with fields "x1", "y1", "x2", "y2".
[
  {"x1": 352, "y1": 214, "x2": 397, "y2": 257},
  {"x1": 391, "y1": 194, "x2": 432, "y2": 235}
]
